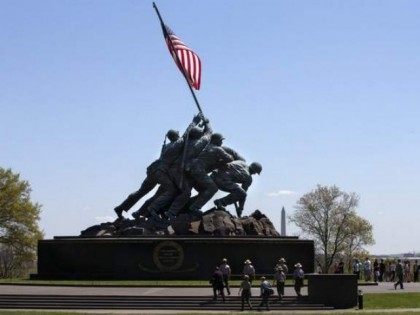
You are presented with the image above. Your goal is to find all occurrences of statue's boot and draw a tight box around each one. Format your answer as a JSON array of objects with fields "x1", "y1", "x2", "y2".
[
  {"x1": 132, "y1": 210, "x2": 141, "y2": 221},
  {"x1": 164, "y1": 210, "x2": 177, "y2": 221},
  {"x1": 114, "y1": 206, "x2": 124, "y2": 219},
  {"x1": 214, "y1": 199, "x2": 227, "y2": 211},
  {"x1": 149, "y1": 209, "x2": 160, "y2": 221},
  {"x1": 235, "y1": 205, "x2": 243, "y2": 218}
]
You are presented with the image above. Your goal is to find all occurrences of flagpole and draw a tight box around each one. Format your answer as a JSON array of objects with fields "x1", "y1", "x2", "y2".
[{"x1": 152, "y1": 2, "x2": 204, "y2": 116}]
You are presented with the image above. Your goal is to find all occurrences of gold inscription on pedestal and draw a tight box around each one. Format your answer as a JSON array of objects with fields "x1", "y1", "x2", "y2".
[{"x1": 153, "y1": 241, "x2": 184, "y2": 271}]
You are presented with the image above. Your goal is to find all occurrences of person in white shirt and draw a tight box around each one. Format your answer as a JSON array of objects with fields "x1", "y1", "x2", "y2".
[
  {"x1": 364, "y1": 257, "x2": 372, "y2": 281},
  {"x1": 274, "y1": 267, "x2": 286, "y2": 301},
  {"x1": 275, "y1": 258, "x2": 289, "y2": 275},
  {"x1": 243, "y1": 259, "x2": 256, "y2": 283},
  {"x1": 259, "y1": 276, "x2": 272, "y2": 311},
  {"x1": 390, "y1": 261, "x2": 396, "y2": 282},
  {"x1": 219, "y1": 258, "x2": 232, "y2": 295}
]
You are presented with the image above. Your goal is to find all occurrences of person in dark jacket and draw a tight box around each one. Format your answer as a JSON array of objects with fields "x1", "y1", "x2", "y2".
[
  {"x1": 373, "y1": 258, "x2": 379, "y2": 282},
  {"x1": 210, "y1": 266, "x2": 225, "y2": 302},
  {"x1": 394, "y1": 259, "x2": 404, "y2": 290},
  {"x1": 293, "y1": 263, "x2": 304, "y2": 297},
  {"x1": 338, "y1": 260, "x2": 344, "y2": 274},
  {"x1": 238, "y1": 275, "x2": 252, "y2": 311},
  {"x1": 379, "y1": 259, "x2": 386, "y2": 282}
]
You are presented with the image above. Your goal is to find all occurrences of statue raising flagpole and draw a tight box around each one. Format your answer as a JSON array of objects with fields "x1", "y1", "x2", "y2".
[
  {"x1": 31, "y1": 1, "x2": 318, "y2": 285},
  {"x1": 152, "y1": 2, "x2": 208, "y2": 188},
  {"x1": 109, "y1": 2, "x2": 264, "y2": 233}
]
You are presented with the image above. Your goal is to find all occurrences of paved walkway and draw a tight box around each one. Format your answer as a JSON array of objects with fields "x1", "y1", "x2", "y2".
[{"x1": 0, "y1": 282, "x2": 419, "y2": 296}]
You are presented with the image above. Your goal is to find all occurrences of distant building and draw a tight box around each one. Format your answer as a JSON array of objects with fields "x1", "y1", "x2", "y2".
[{"x1": 281, "y1": 206, "x2": 286, "y2": 236}]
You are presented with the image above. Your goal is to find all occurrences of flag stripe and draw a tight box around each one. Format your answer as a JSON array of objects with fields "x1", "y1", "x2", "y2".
[{"x1": 164, "y1": 25, "x2": 201, "y2": 90}]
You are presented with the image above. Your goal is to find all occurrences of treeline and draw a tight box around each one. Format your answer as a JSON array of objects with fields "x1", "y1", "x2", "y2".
[{"x1": 0, "y1": 168, "x2": 43, "y2": 278}]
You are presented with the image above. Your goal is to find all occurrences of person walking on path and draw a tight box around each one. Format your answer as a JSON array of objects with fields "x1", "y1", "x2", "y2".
[
  {"x1": 353, "y1": 259, "x2": 361, "y2": 279},
  {"x1": 404, "y1": 261, "x2": 411, "y2": 282},
  {"x1": 238, "y1": 275, "x2": 252, "y2": 311},
  {"x1": 243, "y1": 259, "x2": 256, "y2": 283},
  {"x1": 274, "y1": 266, "x2": 286, "y2": 302},
  {"x1": 258, "y1": 276, "x2": 273, "y2": 311},
  {"x1": 390, "y1": 260, "x2": 396, "y2": 282},
  {"x1": 210, "y1": 267, "x2": 225, "y2": 302},
  {"x1": 394, "y1": 259, "x2": 404, "y2": 290},
  {"x1": 293, "y1": 263, "x2": 305, "y2": 298},
  {"x1": 364, "y1": 257, "x2": 372, "y2": 282},
  {"x1": 219, "y1": 258, "x2": 231, "y2": 295},
  {"x1": 379, "y1": 259, "x2": 386, "y2": 282},
  {"x1": 373, "y1": 258, "x2": 379, "y2": 282},
  {"x1": 414, "y1": 260, "x2": 419, "y2": 283}
]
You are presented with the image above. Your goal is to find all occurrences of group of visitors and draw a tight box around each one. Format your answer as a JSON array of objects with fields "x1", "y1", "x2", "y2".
[
  {"x1": 210, "y1": 257, "x2": 305, "y2": 311},
  {"x1": 352, "y1": 258, "x2": 419, "y2": 284}
]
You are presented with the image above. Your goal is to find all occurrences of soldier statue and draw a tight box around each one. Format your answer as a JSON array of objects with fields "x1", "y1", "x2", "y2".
[
  {"x1": 114, "y1": 115, "x2": 202, "y2": 219},
  {"x1": 212, "y1": 161, "x2": 262, "y2": 217},
  {"x1": 114, "y1": 113, "x2": 261, "y2": 220},
  {"x1": 185, "y1": 133, "x2": 234, "y2": 213}
]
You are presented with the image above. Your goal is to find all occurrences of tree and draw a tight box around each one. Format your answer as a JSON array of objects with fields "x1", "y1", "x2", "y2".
[
  {"x1": 0, "y1": 168, "x2": 43, "y2": 278},
  {"x1": 290, "y1": 185, "x2": 373, "y2": 273},
  {"x1": 343, "y1": 214, "x2": 374, "y2": 270}
]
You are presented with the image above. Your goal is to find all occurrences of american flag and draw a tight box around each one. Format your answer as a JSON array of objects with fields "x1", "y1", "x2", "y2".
[{"x1": 164, "y1": 25, "x2": 201, "y2": 90}]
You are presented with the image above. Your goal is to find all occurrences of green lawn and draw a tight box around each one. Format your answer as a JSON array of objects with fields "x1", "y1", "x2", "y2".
[{"x1": 365, "y1": 292, "x2": 420, "y2": 309}]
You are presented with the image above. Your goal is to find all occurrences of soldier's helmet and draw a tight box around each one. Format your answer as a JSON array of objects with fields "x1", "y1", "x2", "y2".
[
  {"x1": 210, "y1": 133, "x2": 225, "y2": 144},
  {"x1": 249, "y1": 162, "x2": 262, "y2": 175},
  {"x1": 188, "y1": 126, "x2": 202, "y2": 139},
  {"x1": 166, "y1": 129, "x2": 180, "y2": 141}
]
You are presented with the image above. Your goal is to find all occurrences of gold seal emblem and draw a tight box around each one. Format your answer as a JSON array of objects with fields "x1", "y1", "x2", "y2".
[{"x1": 153, "y1": 241, "x2": 184, "y2": 272}]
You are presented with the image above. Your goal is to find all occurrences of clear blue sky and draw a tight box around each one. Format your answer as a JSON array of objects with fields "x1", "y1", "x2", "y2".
[{"x1": 1, "y1": 0, "x2": 419, "y2": 254}]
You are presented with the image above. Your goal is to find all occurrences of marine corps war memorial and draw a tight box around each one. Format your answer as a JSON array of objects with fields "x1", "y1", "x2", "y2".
[{"x1": 27, "y1": 3, "x2": 360, "y2": 311}]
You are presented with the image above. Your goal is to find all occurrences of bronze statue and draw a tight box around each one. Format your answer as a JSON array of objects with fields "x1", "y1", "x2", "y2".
[
  {"x1": 114, "y1": 114, "x2": 261, "y2": 220},
  {"x1": 164, "y1": 121, "x2": 212, "y2": 219},
  {"x1": 212, "y1": 161, "x2": 262, "y2": 217},
  {"x1": 114, "y1": 115, "x2": 201, "y2": 219},
  {"x1": 185, "y1": 133, "x2": 234, "y2": 213}
]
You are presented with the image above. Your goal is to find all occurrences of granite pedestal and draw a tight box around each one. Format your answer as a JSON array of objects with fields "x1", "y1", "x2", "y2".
[
  {"x1": 32, "y1": 236, "x2": 314, "y2": 280},
  {"x1": 307, "y1": 274, "x2": 358, "y2": 309}
]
